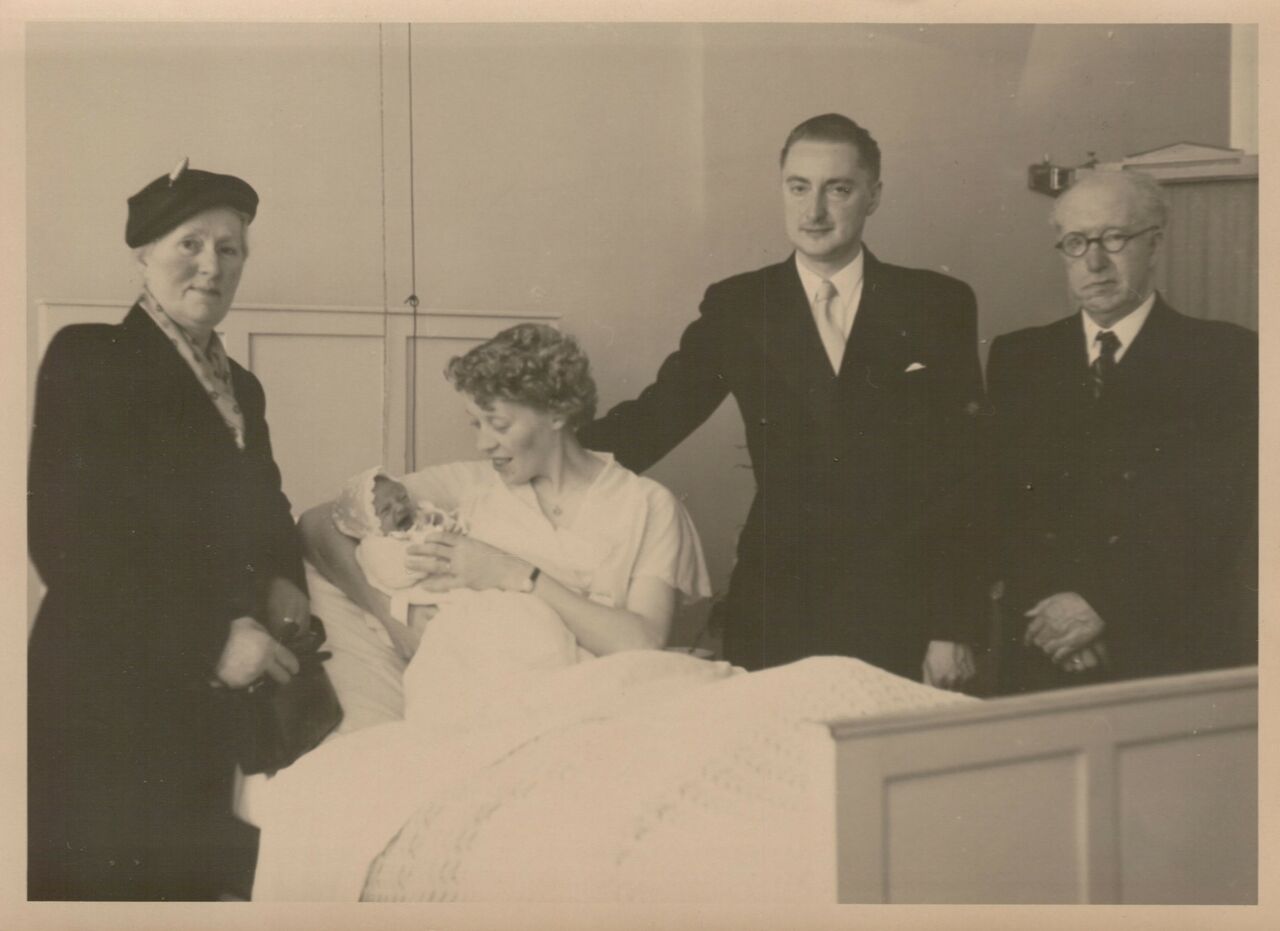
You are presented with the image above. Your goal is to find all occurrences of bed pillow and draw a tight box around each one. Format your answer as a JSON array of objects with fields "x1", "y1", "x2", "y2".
[{"x1": 307, "y1": 565, "x2": 408, "y2": 734}]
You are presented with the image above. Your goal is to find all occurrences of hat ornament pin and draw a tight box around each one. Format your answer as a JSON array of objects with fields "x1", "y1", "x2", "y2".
[{"x1": 168, "y1": 156, "x2": 189, "y2": 187}]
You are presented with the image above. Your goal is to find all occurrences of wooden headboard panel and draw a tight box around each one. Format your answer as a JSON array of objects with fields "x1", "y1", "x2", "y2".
[{"x1": 829, "y1": 666, "x2": 1257, "y2": 904}]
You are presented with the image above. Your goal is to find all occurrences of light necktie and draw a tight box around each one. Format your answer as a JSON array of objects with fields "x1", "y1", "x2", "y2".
[
  {"x1": 1091, "y1": 329, "x2": 1121, "y2": 399},
  {"x1": 813, "y1": 278, "x2": 845, "y2": 373}
]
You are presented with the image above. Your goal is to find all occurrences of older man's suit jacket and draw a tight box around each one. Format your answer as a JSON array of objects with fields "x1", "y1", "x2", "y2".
[
  {"x1": 580, "y1": 250, "x2": 985, "y2": 676},
  {"x1": 985, "y1": 297, "x2": 1258, "y2": 692}
]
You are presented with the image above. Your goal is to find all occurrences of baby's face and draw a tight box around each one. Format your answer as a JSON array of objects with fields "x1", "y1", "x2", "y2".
[{"x1": 372, "y1": 477, "x2": 415, "y2": 533}]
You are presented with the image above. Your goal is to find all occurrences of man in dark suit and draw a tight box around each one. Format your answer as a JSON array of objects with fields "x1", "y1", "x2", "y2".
[
  {"x1": 986, "y1": 170, "x2": 1257, "y2": 693},
  {"x1": 580, "y1": 114, "x2": 985, "y2": 686}
]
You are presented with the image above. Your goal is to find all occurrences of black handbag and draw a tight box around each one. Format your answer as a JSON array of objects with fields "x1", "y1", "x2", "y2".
[{"x1": 235, "y1": 615, "x2": 344, "y2": 776}]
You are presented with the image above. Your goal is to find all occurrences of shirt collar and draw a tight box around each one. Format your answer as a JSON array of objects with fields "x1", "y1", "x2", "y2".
[
  {"x1": 794, "y1": 248, "x2": 865, "y2": 304},
  {"x1": 1082, "y1": 291, "x2": 1156, "y2": 363}
]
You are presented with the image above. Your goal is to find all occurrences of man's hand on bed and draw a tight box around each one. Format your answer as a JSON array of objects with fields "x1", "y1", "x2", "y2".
[
  {"x1": 922, "y1": 640, "x2": 977, "y2": 690},
  {"x1": 407, "y1": 533, "x2": 531, "y2": 593}
]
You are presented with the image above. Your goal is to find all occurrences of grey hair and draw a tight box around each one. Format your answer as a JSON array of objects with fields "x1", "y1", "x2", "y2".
[{"x1": 1051, "y1": 170, "x2": 1170, "y2": 231}]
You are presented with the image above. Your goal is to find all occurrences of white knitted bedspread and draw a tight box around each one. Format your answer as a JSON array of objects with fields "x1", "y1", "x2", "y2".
[{"x1": 360, "y1": 653, "x2": 975, "y2": 902}]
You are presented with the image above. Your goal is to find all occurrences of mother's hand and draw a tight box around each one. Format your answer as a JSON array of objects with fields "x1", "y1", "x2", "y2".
[{"x1": 406, "y1": 533, "x2": 529, "y2": 593}]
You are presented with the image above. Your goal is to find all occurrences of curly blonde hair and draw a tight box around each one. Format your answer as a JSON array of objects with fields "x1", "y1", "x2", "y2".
[{"x1": 445, "y1": 323, "x2": 598, "y2": 430}]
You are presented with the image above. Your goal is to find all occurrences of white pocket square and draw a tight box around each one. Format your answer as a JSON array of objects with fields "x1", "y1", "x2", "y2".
[{"x1": 904, "y1": 362, "x2": 927, "y2": 373}]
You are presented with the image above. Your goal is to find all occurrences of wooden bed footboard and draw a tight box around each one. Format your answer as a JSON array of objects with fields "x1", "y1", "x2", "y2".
[{"x1": 829, "y1": 665, "x2": 1257, "y2": 904}]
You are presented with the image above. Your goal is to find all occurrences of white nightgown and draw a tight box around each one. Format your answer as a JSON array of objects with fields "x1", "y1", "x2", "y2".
[{"x1": 397, "y1": 452, "x2": 711, "y2": 615}]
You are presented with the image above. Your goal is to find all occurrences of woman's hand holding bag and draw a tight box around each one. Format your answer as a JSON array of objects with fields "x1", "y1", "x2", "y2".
[
  {"x1": 224, "y1": 615, "x2": 344, "y2": 776},
  {"x1": 216, "y1": 616, "x2": 300, "y2": 688}
]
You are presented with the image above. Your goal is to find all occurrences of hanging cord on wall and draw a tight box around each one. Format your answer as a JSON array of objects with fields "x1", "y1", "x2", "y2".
[
  {"x1": 403, "y1": 22, "x2": 421, "y2": 471},
  {"x1": 376, "y1": 25, "x2": 391, "y2": 467}
]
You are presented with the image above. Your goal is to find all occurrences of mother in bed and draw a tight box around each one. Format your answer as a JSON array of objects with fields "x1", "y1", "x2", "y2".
[
  {"x1": 251, "y1": 325, "x2": 714, "y2": 899},
  {"x1": 298, "y1": 323, "x2": 710, "y2": 692}
]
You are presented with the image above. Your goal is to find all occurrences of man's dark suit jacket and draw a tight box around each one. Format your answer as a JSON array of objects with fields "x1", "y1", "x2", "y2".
[
  {"x1": 27, "y1": 303, "x2": 305, "y2": 899},
  {"x1": 580, "y1": 250, "x2": 985, "y2": 677},
  {"x1": 985, "y1": 297, "x2": 1258, "y2": 693}
]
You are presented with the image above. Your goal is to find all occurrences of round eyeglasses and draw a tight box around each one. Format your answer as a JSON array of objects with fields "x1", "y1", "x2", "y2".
[{"x1": 1054, "y1": 225, "x2": 1161, "y2": 258}]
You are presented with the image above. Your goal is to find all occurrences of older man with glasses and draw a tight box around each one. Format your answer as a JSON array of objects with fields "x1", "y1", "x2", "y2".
[{"x1": 984, "y1": 170, "x2": 1257, "y2": 693}]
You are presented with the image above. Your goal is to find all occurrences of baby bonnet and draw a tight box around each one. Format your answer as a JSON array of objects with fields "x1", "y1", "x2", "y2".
[{"x1": 332, "y1": 465, "x2": 391, "y2": 539}]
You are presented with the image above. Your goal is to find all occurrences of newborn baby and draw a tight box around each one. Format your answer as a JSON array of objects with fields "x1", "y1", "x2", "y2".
[
  {"x1": 331, "y1": 467, "x2": 580, "y2": 682},
  {"x1": 331, "y1": 466, "x2": 468, "y2": 642}
]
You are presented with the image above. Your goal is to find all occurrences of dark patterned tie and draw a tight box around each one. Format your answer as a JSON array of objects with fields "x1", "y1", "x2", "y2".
[{"x1": 1091, "y1": 330, "x2": 1121, "y2": 399}]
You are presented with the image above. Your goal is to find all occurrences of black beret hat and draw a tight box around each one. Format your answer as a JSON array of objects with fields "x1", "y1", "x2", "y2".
[{"x1": 125, "y1": 159, "x2": 258, "y2": 248}]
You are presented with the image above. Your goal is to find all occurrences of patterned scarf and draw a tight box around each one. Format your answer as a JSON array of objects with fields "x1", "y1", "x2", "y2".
[{"x1": 139, "y1": 288, "x2": 246, "y2": 449}]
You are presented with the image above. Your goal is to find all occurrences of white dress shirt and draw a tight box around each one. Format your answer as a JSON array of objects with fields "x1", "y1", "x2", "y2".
[
  {"x1": 1082, "y1": 291, "x2": 1156, "y2": 364},
  {"x1": 795, "y1": 249, "x2": 866, "y2": 347}
]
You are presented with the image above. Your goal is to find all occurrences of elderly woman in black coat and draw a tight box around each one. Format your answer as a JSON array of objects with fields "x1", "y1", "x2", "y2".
[{"x1": 28, "y1": 163, "x2": 308, "y2": 900}]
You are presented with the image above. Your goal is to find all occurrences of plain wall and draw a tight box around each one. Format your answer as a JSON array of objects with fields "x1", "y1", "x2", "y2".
[
  {"x1": 26, "y1": 22, "x2": 1235, "y2": 642},
  {"x1": 26, "y1": 23, "x2": 386, "y2": 313},
  {"x1": 403, "y1": 24, "x2": 751, "y2": 637}
]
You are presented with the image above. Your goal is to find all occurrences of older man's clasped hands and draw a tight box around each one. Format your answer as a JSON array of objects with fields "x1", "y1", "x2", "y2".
[{"x1": 1023, "y1": 591, "x2": 1108, "y2": 674}]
